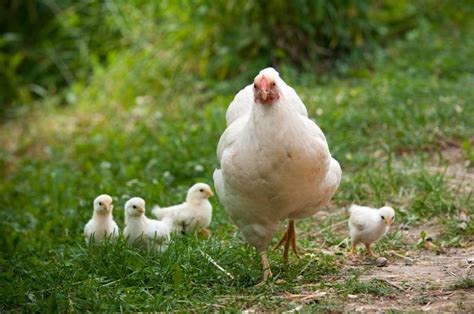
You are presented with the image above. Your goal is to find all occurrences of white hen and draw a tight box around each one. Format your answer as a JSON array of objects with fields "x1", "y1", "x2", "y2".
[
  {"x1": 152, "y1": 183, "x2": 213, "y2": 236},
  {"x1": 348, "y1": 205, "x2": 395, "y2": 256},
  {"x1": 123, "y1": 197, "x2": 172, "y2": 252},
  {"x1": 84, "y1": 194, "x2": 119, "y2": 243},
  {"x1": 213, "y1": 67, "x2": 341, "y2": 284}
]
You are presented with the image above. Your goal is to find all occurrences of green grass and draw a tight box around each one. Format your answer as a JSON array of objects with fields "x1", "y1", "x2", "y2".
[
  {"x1": 1, "y1": 17, "x2": 473, "y2": 311},
  {"x1": 344, "y1": 277, "x2": 396, "y2": 296},
  {"x1": 453, "y1": 277, "x2": 474, "y2": 290}
]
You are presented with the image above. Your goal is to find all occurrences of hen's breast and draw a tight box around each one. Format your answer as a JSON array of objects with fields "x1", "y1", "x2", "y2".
[{"x1": 221, "y1": 114, "x2": 333, "y2": 222}]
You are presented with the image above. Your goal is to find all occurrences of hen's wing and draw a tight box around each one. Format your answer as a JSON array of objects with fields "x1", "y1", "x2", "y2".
[
  {"x1": 213, "y1": 167, "x2": 226, "y2": 210},
  {"x1": 225, "y1": 85, "x2": 253, "y2": 125},
  {"x1": 279, "y1": 79, "x2": 308, "y2": 118},
  {"x1": 217, "y1": 116, "x2": 247, "y2": 161}
]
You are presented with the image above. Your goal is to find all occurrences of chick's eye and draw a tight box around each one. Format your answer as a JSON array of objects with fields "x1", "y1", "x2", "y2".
[
  {"x1": 199, "y1": 189, "x2": 204, "y2": 192},
  {"x1": 381, "y1": 216, "x2": 385, "y2": 220},
  {"x1": 99, "y1": 202, "x2": 102, "y2": 206},
  {"x1": 132, "y1": 205, "x2": 136, "y2": 209}
]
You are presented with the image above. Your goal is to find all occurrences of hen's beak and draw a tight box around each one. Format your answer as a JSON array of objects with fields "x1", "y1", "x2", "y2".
[{"x1": 384, "y1": 217, "x2": 392, "y2": 225}]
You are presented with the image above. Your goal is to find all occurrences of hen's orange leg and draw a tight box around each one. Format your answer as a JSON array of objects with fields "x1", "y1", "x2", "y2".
[
  {"x1": 289, "y1": 220, "x2": 299, "y2": 257},
  {"x1": 256, "y1": 250, "x2": 273, "y2": 287},
  {"x1": 273, "y1": 228, "x2": 288, "y2": 250},
  {"x1": 273, "y1": 220, "x2": 299, "y2": 263}
]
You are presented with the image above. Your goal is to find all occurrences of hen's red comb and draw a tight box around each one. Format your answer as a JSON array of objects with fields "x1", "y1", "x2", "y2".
[{"x1": 260, "y1": 75, "x2": 268, "y2": 90}]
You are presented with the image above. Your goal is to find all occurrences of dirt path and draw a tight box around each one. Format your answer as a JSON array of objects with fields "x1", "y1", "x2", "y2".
[{"x1": 344, "y1": 247, "x2": 474, "y2": 312}]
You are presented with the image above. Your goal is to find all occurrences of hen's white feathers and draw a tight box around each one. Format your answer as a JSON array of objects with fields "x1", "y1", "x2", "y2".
[
  {"x1": 84, "y1": 194, "x2": 119, "y2": 243},
  {"x1": 152, "y1": 183, "x2": 213, "y2": 234},
  {"x1": 348, "y1": 205, "x2": 395, "y2": 246},
  {"x1": 123, "y1": 197, "x2": 172, "y2": 252},
  {"x1": 213, "y1": 67, "x2": 341, "y2": 250}
]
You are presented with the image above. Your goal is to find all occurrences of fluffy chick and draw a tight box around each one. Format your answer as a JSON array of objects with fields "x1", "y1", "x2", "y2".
[
  {"x1": 152, "y1": 183, "x2": 213, "y2": 237},
  {"x1": 348, "y1": 205, "x2": 395, "y2": 257},
  {"x1": 84, "y1": 194, "x2": 119, "y2": 243},
  {"x1": 123, "y1": 197, "x2": 173, "y2": 252}
]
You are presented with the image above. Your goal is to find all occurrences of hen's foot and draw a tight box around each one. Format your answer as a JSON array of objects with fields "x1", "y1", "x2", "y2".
[{"x1": 256, "y1": 251, "x2": 273, "y2": 287}]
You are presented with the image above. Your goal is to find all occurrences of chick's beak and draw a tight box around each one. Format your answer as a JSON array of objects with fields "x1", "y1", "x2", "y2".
[
  {"x1": 385, "y1": 217, "x2": 392, "y2": 225},
  {"x1": 206, "y1": 190, "x2": 214, "y2": 197},
  {"x1": 137, "y1": 207, "x2": 145, "y2": 214}
]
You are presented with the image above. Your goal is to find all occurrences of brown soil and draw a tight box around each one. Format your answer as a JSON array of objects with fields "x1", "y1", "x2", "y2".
[{"x1": 345, "y1": 247, "x2": 474, "y2": 312}]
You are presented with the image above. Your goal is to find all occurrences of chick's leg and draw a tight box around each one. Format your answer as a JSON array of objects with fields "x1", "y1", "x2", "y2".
[
  {"x1": 199, "y1": 227, "x2": 211, "y2": 238},
  {"x1": 273, "y1": 220, "x2": 299, "y2": 263},
  {"x1": 256, "y1": 250, "x2": 273, "y2": 287},
  {"x1": 350, "y1": 242, "x2": 357, "y2": 256},
  {"x1": 365, "y1": 243, "x2": 376, "y2": 257}
]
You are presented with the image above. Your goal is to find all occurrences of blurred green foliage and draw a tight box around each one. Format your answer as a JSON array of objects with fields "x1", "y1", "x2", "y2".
[
  {"x1": 0, "y1": 0, "x2": 146, "y2": 118},
  {"x1": 176, "y1": 0, "x2": 392, "y2": 78},
  {"x1": 2, "y1": 0, "x2": 473, "y2": 119}
]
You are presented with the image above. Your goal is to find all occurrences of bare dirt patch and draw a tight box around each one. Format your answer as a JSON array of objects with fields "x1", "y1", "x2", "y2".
[
  {"x1": 343, "y1": 241, "x2": 473, "y2": 312},
  {"x1": 345, "y1": 289, "x2": 473, "y2": 312}
]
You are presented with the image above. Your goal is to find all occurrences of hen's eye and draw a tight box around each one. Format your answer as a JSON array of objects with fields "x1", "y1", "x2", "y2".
[
  {"x1": 133, "y1": 205, "x2": 136, "y2": 209},
  {"x1": 253, "y1": 83, "x2": 257, "y2": 89},
  {"x1": 381, "y1": 216, "x2": 385, "y2": 220},
  {"x1": 271, "y1": 82, "x2": 276, "y2": 87},
  {"x1": 99, "y1": 202, "x2": 102, "y2": 206},
  {"x1": 199, "y1": 189, "x2": 204, "y2": 192},
  {"x1": 392, "y1": 216, "x2": 395, "y2": 221}
]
